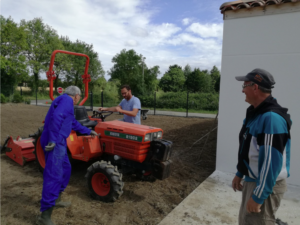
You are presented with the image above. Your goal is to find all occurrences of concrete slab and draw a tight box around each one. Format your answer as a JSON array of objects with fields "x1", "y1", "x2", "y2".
[{"x1": 159, "y1": 170, "x2": 300, "y2": 225}]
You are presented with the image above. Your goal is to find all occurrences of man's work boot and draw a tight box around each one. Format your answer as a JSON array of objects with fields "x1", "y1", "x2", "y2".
[
  {"x1": 36, "y1": 207, "x2": 55, "y2": 225},
  {"x1": 276, "y1": 218, "x2": 288, "y2": 225},
  {"x1": 55, "y1": 192, "x2": 71, "y2": 208}
]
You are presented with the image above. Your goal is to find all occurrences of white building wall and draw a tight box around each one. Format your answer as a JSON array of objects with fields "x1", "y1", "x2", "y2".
[{"x1": 217, "y1": 3, "x2": 300, "y2": 186}]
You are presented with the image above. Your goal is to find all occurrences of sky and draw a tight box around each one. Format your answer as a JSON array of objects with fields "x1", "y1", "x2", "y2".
[{"x1": 2, "y1": 0, "x2": 226, "y2": 80}]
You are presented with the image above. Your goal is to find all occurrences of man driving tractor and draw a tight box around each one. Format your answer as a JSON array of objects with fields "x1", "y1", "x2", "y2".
[{"x1": 98, "y1": 85, "x2": 141, "y2": 124}]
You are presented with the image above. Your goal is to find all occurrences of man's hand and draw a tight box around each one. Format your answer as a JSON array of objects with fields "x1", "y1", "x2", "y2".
[
  {"x1": 98, "y1": 107, "x2": 107, "y2": 111},
  {"x1": 232, "y1": 175, "x2": 243, "y2": 192},
  {"x1": 45, "y1": 142, "x2": 56, "y2": 151},
  {"x1": 115, "y1": 106, "x2": 122, "y2": 113},
  {"x1": 90, "y1": 130, "x2": 99, "y2": 137},
  {"x1": 246, "y1": 197, "x2": 262, "y2": 213}
]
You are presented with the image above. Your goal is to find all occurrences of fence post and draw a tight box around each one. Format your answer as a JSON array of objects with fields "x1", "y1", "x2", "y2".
[
  {"x1": 36, "y1": 87, "x2": 38, "y2": 106},
  {"x1": 101, "y1": 91, "x2": 103, "y2": 107},
  {"x1": 154, "y1": 92, "x2": 156, "y2": 116},
  {"x1": 186, "y1": 91, "x2": 189, "y2": 118},
  {"x1": 20, "y1": 87, "x2": 22, "y2": 96}
]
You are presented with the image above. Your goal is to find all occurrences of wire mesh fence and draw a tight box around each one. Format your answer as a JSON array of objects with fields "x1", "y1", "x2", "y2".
[
  {"x1": 1, "y1": 86, "x2": 219, "y2": 117},
  {"x1": 88, "y1": 91, "x2": 218, "y2": 116}
]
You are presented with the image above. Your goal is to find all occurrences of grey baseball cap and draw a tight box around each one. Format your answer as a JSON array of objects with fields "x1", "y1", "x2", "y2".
[{"x1": 235, "y1": 68, "x2": 275, "y2": 89}]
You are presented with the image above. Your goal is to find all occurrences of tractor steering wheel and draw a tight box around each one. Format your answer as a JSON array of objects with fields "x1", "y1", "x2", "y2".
[{"x1": 91, "y1": 110, "x2": 113, "y2": 121}]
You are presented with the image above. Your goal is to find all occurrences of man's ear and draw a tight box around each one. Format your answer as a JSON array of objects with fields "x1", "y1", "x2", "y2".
[{"x1": 253, "y1": 84, "x2": 258, "y2": 91}]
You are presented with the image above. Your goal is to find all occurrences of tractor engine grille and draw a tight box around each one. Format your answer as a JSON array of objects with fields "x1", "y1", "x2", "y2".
[
  {"x1": 113, "y1": 142, "x2": 148, "y2": 163},
  {"x1": 114, "y1": 142, "x2": 136, "y2": 150}
]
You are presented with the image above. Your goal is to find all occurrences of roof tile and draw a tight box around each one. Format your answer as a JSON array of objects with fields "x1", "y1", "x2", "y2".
[{"x1": 220, "y1": 0, "x2": 300, "y2": 13}]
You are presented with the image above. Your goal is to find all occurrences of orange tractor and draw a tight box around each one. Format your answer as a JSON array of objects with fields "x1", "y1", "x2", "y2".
[{"x1": 1, "y1": 50, "x2": 173, "y2": 202}]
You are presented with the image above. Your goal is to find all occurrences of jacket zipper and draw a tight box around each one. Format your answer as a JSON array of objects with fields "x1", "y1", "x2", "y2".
[{"x1": 239, "y1": 128, "x2": 249, "y2": 155}]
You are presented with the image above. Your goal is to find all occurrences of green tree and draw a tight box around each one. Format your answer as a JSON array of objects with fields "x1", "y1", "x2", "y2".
[
  {"x1": 144, "y1": 65, "x2": 160, "y2": 94},
  {"x1": 202, "y1": 69, "x2": 212, "y2": 93},
  {"x1": 185, "y1": 68, "x2": 212, "y2": 93},
  {"x1": 89, "y1": 76, "x2": 107, "y2": 94},
  {"x1": 99, "y1": 79, "x2": 121, "y2": 104},
  {"x1": 88, "y1": 52, "x2": 105, "y2": 93},
  {"x1": 215, "y1": 76, "x2": 221, "y2": 93},
  {"x1": 159, "y1": 65, "x2": 185, "y2": 92},
  {"x1": 0, "y1": 16, "x2": 29, "y2": 95},
  {"x1": 60, "y1": 37, "x2": 105, "y2": 92},
  {"x1": 183, "y1": 64, "x2": 192, "y2": 80},
  {"x1": 185, "y1": 68, "x2": 203, "y2": 93},
  {"x1": 49, "y1": 36, "x2": 73, "y2": 92},
  {"x1": 210, "y1": 66, "x2": 220, "y2": 92},
  {"x1": 51, "y1": 53, "x2": 72, "y2": 92},
  {"x1": 20, "y1": 18, "x2": 64, "y2": 90},
  {"x1": 109, "y1": 49, "x2": 158, "y2": 96}
]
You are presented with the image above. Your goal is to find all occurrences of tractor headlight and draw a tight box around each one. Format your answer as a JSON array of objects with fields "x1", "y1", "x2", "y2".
[
  {"x1": 144, "y1": 133, "x2": 151, "y2": 142},
  {"x1": 157, "y1": 131, "x2": 162, "y2": 139}
]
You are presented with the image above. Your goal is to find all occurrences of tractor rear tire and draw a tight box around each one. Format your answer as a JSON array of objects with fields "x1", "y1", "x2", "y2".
[
  {"x1": 33, "y1": 126, "x2": 45, "y2": 173},
  {"x1": 33, "y1": 127, "x2": 73, "y2": 173},
  {"x1": 85, "y1": 160, "x2": 124, "y2": 202}
]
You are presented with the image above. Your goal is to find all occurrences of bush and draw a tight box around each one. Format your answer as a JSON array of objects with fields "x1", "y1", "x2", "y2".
[
  {"x1": 24, "y1": 98, "x2": 31, "y2": 104},
  {"x1": 1, "y1": 93, "x2": 6, "y2": 103},
  {"x1": 12, "y1": 93, "x2": 23, "y2": 103},
  {"x1": 140, "y1": 92, "x2": 219, "y2": 111},
  {"x1": 139, "y1": 95, "x2": 155, "y2": 107},
  {"x1": 90, "y1": 91, "x2": 121, "y2": 106}
]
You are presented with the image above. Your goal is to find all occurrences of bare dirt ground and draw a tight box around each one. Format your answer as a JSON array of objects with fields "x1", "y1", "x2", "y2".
[{"x1": 1, "y1": 103, "x2": 217, "y2": 225}]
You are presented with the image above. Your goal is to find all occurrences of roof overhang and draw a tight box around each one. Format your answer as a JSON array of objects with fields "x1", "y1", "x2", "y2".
[{"x1": 220, "y1": 0, "x2": 300, "y2": 14}]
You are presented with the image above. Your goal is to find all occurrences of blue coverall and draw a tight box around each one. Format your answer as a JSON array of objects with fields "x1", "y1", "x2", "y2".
[{"x1": 40, "y1": 94, "x2": 91, "y2": 212}]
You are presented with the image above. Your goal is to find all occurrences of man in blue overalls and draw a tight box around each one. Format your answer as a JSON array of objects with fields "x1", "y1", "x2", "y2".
[{"x1": 36, "y1": 86, "x2": 97, "y2": 225}]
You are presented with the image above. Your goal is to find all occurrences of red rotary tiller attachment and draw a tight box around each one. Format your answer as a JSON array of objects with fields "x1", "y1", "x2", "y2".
[{"x1": 1, "y1": 136, "x2": 36, "y2": 166}]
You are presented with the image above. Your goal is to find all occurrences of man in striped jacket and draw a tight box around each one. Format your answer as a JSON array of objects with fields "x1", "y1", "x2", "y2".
[{"x1": 233, "y1": 68, "x2": 292, "y2": 225}]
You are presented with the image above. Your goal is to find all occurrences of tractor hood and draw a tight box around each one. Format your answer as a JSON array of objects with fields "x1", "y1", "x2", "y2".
[{"x1": 95, "y1": 120, "x2": 162, "y2": 137}]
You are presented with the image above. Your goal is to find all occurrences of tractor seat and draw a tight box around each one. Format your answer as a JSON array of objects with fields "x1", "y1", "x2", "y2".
[{"x1": 74, "y1": 106, "x2": 98, "y2": 129}]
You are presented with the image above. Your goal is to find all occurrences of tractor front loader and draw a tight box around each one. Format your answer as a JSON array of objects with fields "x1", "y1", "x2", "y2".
[{"x1": 2, "y1": 50, "x2": 173, "y2": 202}]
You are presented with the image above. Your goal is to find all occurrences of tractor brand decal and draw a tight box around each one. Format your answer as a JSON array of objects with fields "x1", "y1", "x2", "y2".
[
  {"x1": 104, "y1": 131, "x2": 143, "y2": 142},
  {"x1": 70, "y1": 135, "x2": 74, "y2": 141}
]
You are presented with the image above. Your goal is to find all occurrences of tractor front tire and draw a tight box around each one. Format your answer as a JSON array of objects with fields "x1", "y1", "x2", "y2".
[
  {"x1": 33, "y1": 126, "x2": 45, "y2": 173},
  {"x1": 85, "y1": 160, "x2": 124, "y2": 202}
]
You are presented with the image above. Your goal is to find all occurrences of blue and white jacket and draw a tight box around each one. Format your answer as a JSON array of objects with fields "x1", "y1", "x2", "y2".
[{"x1": 236, "y1": 95, "x2": 292, "y2": 204}]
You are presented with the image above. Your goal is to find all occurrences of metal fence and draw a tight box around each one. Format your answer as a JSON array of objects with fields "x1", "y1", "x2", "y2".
[
  {"x1": 85, "y1": 91, "x2": 218, "y2": 117},
  {"x1": 2, "y1": 87, "x2": 219, "y2": 117}
]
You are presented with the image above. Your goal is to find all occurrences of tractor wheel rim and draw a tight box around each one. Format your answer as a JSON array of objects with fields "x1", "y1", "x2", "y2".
[
  {"x1": 37, "y1": 137, "x2": 46, "y2": 168},
  {"x1": 92, "y1": 173, "x2": 111, "y2": 196}
]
